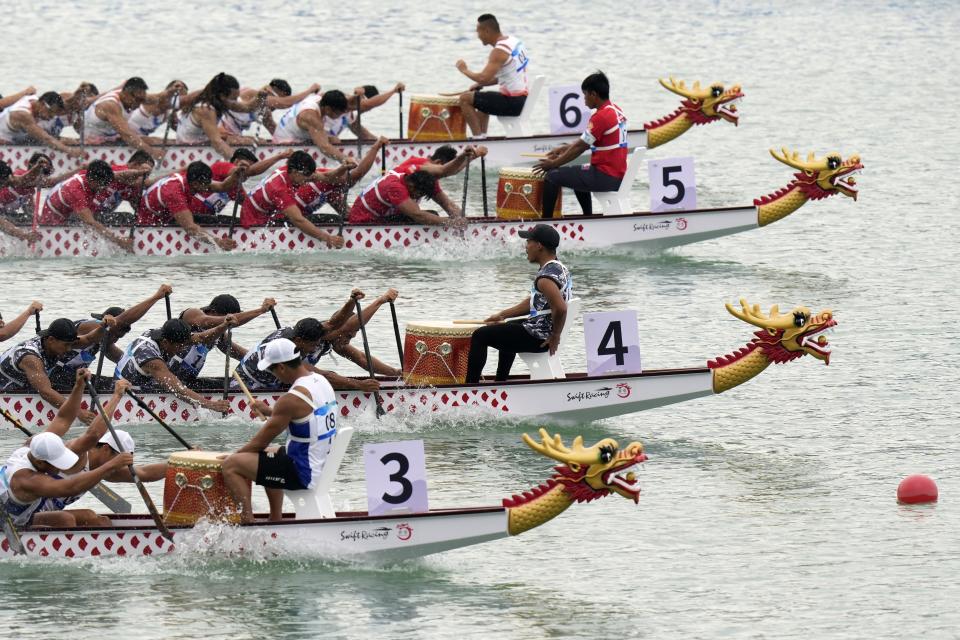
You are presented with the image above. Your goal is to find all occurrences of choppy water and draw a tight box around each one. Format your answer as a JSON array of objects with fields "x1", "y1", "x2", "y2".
[{"x1": 2, "y1": 1, "x2": 959, "y2": 638}]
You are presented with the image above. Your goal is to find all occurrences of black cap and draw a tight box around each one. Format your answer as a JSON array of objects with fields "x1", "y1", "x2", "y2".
[
  {"x1": 44, "y1": 318, "x2": 79, "y2": 342},
  {"x1": 159, "y1": 318, "x2": 191, "y2": 344},
  {"x1": 204, "y1": 294, "x2": 241, "y2": 315},
  {"x1": 91, "y1": 306, "x2": 124, "y2": 321},
  {"x1": 518, "y1": 223, "x2": 560, "y2": 250}
]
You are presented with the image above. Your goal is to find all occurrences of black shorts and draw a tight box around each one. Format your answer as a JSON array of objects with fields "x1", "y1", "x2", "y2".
[
  {"x1": 256, "y1": 448, "x2": 308, "y2": 490},
  {"x1": 473, "y1": 91, "x2": 526, "y2": 117},
  {"x1": 545, "y1": 165, "x2": 623, "y2": 193}
]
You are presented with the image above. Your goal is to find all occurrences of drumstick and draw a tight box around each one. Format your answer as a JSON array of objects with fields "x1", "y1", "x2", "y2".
[
  {"x1": 453, "y1": 310, "x2": 552, "y2": 325},
  {"x1": 520, "y1": 153, "x2": 548, "y2": 158},
  {"x1": 232, "y1": 371, "x2": 265, "y2": 419},
  {"x1": 438, "y1": 90, "x2": 465, "y2": 97}
]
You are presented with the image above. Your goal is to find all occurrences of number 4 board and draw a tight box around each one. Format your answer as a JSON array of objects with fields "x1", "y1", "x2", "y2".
[{"x1": 583, "y1": 310, "x2": 642, "y2": 377}]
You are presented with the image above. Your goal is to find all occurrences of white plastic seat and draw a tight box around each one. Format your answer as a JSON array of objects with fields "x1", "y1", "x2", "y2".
[
  {"x1": 592, "y1": 148, "x2": 645, "y2": 214},
  {"x1": 497, "y1": 75, "x2": 545, "y2": 137},
  {"x1": 517, "y1": 298, "x2": 581, "y2": 380},
  {"x1": 284, "y1": 424, "x2": 354, "y2": 519}
]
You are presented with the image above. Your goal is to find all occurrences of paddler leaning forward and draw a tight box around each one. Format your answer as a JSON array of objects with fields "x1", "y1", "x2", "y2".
[
  {"x1": 222, "y1": 338, "x2": 338, "y2": 524},
  {"x1": 0, "y1": 371, "x2": 136, "y2": 529}
]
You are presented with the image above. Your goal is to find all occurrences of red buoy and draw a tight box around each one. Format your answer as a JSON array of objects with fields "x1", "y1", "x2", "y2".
[{"x1": 897, "y1": 475, "x2": 938, "y2": 504}]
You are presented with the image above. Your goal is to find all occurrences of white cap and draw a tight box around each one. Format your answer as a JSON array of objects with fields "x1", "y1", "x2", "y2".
[
  {"x1": 99, "y1": 430, "x2": 135, "y2": 453},
  {"x1": 29, "y1": 432, "x2": 79, "y2": 471},
  {"x1": 256, "y1": 338, "x2": 300, "y2": 371}
]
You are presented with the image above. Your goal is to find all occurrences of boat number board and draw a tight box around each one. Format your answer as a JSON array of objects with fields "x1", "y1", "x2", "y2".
[
  {"x1": 584, "y1": 310, "x2": 643, "y2": 377},
  {"x1": 363, "y1": 440, "x2": 430, "y2": 516},
  {"x1": 649, "y1": 156, "x2": 697, "y2": 213}
]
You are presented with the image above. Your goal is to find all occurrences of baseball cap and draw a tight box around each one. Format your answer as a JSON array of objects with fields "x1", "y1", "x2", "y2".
[
  {"x1": 159, "y1": 318, "x2": 191, "y2": 343},
  {"x1": 99, "y1": 430, "x2": 135, "y2": 453},
  {"x1": 91, "y1": 306, "x2": 124, "y2": 321},
  {"x1": 257, "y1": 338, "x2": 300, "y2": 370},
  {"x1": 29, "y1": 432, "x2": 79, "y2": 471},
  {"x1": 518, "y1": 223, "x2": 560, "y2": 250},
  {"x1": 205, "y1": 294, "x2": 241, "y2": 315},
  {"x1": 43, "y1": 318, "x2": 79, "y2": 342}
]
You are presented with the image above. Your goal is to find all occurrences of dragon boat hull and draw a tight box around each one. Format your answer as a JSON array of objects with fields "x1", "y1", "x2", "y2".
[
  {"x1": 0, "y1": 205, "x2": 759, "y2": 258},
  {"x1": 0, "y1": 508, "x2": 510, "y2": 561},
  {"x1": 0, "y1": 130, "x2": 648, "y2": 173},
  {"x1": 0, "y1": 368, "x2": 714, "y2": 427}
]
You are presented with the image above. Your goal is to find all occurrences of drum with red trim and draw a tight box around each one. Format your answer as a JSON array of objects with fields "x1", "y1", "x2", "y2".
[
  {"x1": 496, "y1": 167, "x2": 561, "y2": 219},
  {"x1": 403, "y1": 321, "x2": 483, "y2": 385},
  {"x1": 407, "y1": 95, "x2": 466, "y2": 142},
  {"x1": 163, "y1": 450, "x2": 248, "y2": 525}
]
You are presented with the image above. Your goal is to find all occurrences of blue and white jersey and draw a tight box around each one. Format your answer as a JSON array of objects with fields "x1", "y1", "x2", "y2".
[
  {"x1": 284, "y1": 372, "x2": 338, "y2": 489},
  {"x1": 128, "y1": 105, "x2": 165, "y2": 136},
  {"x1": 0, "y1": 447, "x2": 45, "y2": 526},
  {"x1": 494, "y1": 35, "x2": 530, "y2": 96},
  {"x1": 323, "y1": 111, "x2": 355, "y2": 138},
  {"x1": 273, "y1": 94, "x2": 321, "y2": 144},
  {"x1": 115, "y1": 331, "x2": 167, "y2": 389},
  {"x1": 220, "y1": 109, "x2": 259, "y2": 136},
  {"x1": 524, "y1": 259, "x2": 572, "y2": 340},
  {"x1": 48, "y1": 319, "x2": 100, "y2": 385}
]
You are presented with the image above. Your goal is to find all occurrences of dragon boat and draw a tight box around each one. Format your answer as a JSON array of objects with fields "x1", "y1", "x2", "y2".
[
  {"x1": 0, "y1": 78, "x2": 741, "y2": 173},
  {"x1": 0, "y1": 300, "x2": 837, "y2": 427},
  {"x1": 0, "y1": 430, "x2": 647, "y2": 561},
  {"x1": 0, "y1": 148, "x2": 861, "y2": 259}
]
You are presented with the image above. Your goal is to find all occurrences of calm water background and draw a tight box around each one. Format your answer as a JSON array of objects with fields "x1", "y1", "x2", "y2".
[{"x1": 1, "y1": 1, "x2": 959, "y2": 638}]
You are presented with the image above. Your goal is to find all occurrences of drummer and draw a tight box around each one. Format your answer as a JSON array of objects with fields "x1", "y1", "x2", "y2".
[
  {"x1": 114, "y1": 318, "x2": 232, "y2": 413},
  {"x1": 532, "y1": 72, "x2": 627, "y2": 217},
  {"x1": 0, "y1": 301, "x2": 43, "y2": 343},
  {"x1": 0, "y1": 370, "x2": 135, "y2": 529},
  {"x1": 465, "y1": 224, "x2": 571, "y2": 382},
  {"x1": 455, "y1": 14, "x2": 531, "y2": 138},
  {"x1": 233, "y1": 288, "x2": 400, "y2": 392},
  {"x1": 221, "y1": 338, "x2": 339, "y2": 523}
]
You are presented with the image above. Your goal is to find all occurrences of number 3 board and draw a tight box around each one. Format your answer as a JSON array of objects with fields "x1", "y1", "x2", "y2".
[{"x1": 364, "y1": 440, "x2": 430, "y2": 516}]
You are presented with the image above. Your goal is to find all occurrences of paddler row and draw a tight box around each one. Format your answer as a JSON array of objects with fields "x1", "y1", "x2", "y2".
[{"x1": 0, "y1": 13, "x2": 529, "y2": 164}]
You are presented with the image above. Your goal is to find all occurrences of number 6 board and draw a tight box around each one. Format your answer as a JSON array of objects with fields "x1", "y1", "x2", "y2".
[
  {"x1": 364, "y1": 440, "x2": 430, "y2": 516},
  {"x1": 583, "y1": 310, "x2": 642, "y2": 377}
]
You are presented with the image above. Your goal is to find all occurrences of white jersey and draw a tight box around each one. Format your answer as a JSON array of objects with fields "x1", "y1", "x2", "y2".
[
  {"x1": 0, "y1": 447, "x2": 44, "y2": 526},
  {"x1": 83, "y1": 90, "x2": 131, "y2": 143},
  {"x1": 272, "y1": 94, "x2": 322, "y2": 143},
  {"x1": 323, "y1": 111, "x2": 354, "y2": 138},
  {"x1": 176, "y1": 107, "x2": 209, "y2": 144},
  {"x1": 0, "y1": 96, "x2": 54, "y2": 143},
  {"x1": 219, "y1": 87, "x2": 259, "y2": 136},
  {"x1": 284, "y1": 373, "x2": 338, "y2": 490},
  {"x1": 128, "y1": 105, "x2": 164, "y2": 136},
  {"x1": 493, "y1": 35, "x2": 530, "y2": 96}
]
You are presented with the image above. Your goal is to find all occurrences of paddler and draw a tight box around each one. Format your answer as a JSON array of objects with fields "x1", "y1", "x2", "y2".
[
  {"x1": 455, "y1": 13, "x2": 531, "y2": 139},
  {"x1": 465, "y1": 223, "x2": 571, "y2": 382},
  {"x1": 0, "y1": 370, "x2": 135, "y2": 529},
  {"x1": 46, "y1": 284, "x2": 174, "y2": 386},
  {"x1": 0, "y1": 86, "x2": 37, "y2": 112},
  {"x1": 0, "y1": 301, "x2": 43, "y2": 344},
  {"x1": 221, "y1": 338, "x2": 339, "y2": 523},
  {"x1": 171, "y1": 294, "x2": 278, "y2": 384},
  {"x1": 176, "y1": 73, "x2": 258, "y2": 160},
  {"x1": 0, "y1": 91, "x2": 85, "y2": 158},
  {"x1": 83, "y1": 77, "x2": 182, "y2": 161},
  {"x1": 190, "y1": 147, "x2": 292, "y2": 219},
  {"x1": 0, "y1": 317, "x2": 115, "y2": 423},
  {"x1": 272, "y1": 90, "x2": 372, "y2": 163},
  {"x1": 239, "y1": 150, "x2": 347, "y2": 248},
  {"x1": 218, "y1": 79, "x2": 322, "y2": 145},
  {"x1": 38, "y1": 160, "x2": 139, "y2": 252},
  {"x1": 532, "y1": 71, "x2": 627, "y2": 217},
  {"x1": 233, "y1": 288, "x2": 401, "y2": 392},
  {"x1": 114, "y1": 317, "x2": 232, "y2": 413},
  {"x1": 93, "y1": 150, "x2": 157, "y2": 222},
  {"x1": 293, "y1": 137, "x2": 389, "y2": 218}
]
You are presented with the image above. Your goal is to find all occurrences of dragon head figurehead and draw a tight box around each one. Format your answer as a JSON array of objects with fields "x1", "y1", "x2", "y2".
[
  {"x1": 708, "y1": 299, "x2": 838, "y2": 393},
  {"x1": 644, "y1": 78, "x2": 744, "y2": 148},
  {"x1": 502, "y1": 429, "x2": 647, "y2": 536},
  {"x1": 755, "y1": 148, "x2": 864, "y2": 226}
]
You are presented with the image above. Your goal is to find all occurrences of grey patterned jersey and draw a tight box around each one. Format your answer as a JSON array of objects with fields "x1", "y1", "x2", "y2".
[
  {"x1": 235, "y1": 327, "x2": 333, "y2": 390},
  {"x1": 523, "y1": 259, "x2": 572, "y2": 340},
  {"x1": 0, "y1": 336, "x2": 60, "y2": 390}
]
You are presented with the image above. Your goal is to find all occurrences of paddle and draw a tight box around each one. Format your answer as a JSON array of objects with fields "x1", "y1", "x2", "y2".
[
  {"x1": 269, "y1": 305, "x2": 281, "y2": 330},
  {"x1": 157, "y1": 95, "x2": 178, "y2": 170},
  {"x1": 227, "y1": 168, "x2": 246, "y2": 239},
  {"x1": 78, "y1": 108, "x2": 86, "y2": 156},
  {"x1": 232, "y1": 371, "x2": 266, "y2": 419},
  {"x1": 398, "y1": 89, "x2": 404, "y2": 139},
  {"x1": 380, "y1": 144, "x2": 387, "y2": 175},
  {"x1": 389, "y1": 300, "x2": 403, "y2": 364},
  {"x1": 91, "y1": 326, "x2": 111, "y2": 404},
  {"x1": 85, "y1": 380, "x2": 173, "y2": 541},
  {"x1": 34, "y1": 309, "x2": 40, "y2": 334},
  {"x1": 1, "y1": 509, "x2": 25, "y2": 556},
  {"x1": 29, "y1": 186, "x2": 41, "y2": 251},
  {"x1": 127, "y1": 173, "x2": 148, "y2": 241},
  {"x1": 353, "y1": 298, "x2": 385, "y2": 418},
  {"x1": 480, "y1": 155, "x2": 489, "y2": 217},
  {"x1": 124, "y1": 389, "x2": 194, "y2": 450},
  {"x1": 164, "y1": 293, "x2": 172, "y2": 321},
  {"x1": 460, "y1": 155, "x2": 470, "y2": 216},
  {"x1": 0, "y1": 406, "x2": 133, "y2": 514},
  {"x1": 222, "y1": 329, "x2": 232, "y2": 415}
]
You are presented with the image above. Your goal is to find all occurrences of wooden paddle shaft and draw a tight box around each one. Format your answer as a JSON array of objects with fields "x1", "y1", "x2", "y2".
[{"x1": 232, "y1": 371, "x2": 265, "y2": 418}]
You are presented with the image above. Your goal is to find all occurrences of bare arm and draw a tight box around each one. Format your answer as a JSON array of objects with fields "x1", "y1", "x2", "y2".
[
  {"x1": 396, "y1": 198, "x2": 454, "y2": 226},
  {"x1": 536, "y1": 278, "x2": 567, "y2": 355},
  {"x1": 68, "y1": 380, "x2": 130, "y2": 452},
  {"x1": 358, "y1": 83, "x2": 404, "y2": 113},
  {"x1": 20, "y1": 355, "x2": 67, "y2": 408},
  {"x1": 0, "y1": 86, "x2": 35, "y2": 110},
  {"x1": 195, "y1": 105, "x2": 234, "y2": 159},
  {"x1": 457, "y1": 49, "x2": 508, "y2": 86},
  {"x1": 299, "y1": 110, "x2": 346, "y2": 163},
  {"x1": 335, "y1": 343, "x2": 400, "y2": 376},
  {"x1": 283, "y1": 205, "x2": 342, "y2": 247},
  {"x1": 103, "y1": 461, "x2": 167, "y2": 483},
  {"x1": 10, "y1": 111, "x2": 79, "y2": 156},
  {"x1": 0, "y1": 301, "x2": 42, "y2": 342},
  {"x1": 96, "y1": 101, "x2": 161, "y2": 159},
  {"x1": 236, "y1": 393, "x2": 308, "y2": 453},
  {"x1": 485, "y1": 297, "x2": 533, "y2": 323},
  {"x1": 430, "y1": 190, "x2": 461, "y2": 217},
  {"x1": 535, "y1": 139, "x2": 591, "y2": 174},
  {"x1": 245, "y1": 151, "x2": 292, "y2": 178},
  {"x1": 43, "y1": 369, "x2": 90, "y2": 437},
  {"x1": 13, "y1": 453, "x2": 134, "y2": 501},
  {"x1": 265, "y1": 83, "x2": 321, "y2": 109},
  {"x1": 141, "y1": 358, "x2": 224, "y2": 409},
  {"x1": 74, "y1": 207, "x2": 133, "y2": 252},
  {"x1": 171, "y1": 209, "x2": 231, "y2": 250},
  {"x1": 113, "y1": 284, "x2": 173, "y2": 330}
]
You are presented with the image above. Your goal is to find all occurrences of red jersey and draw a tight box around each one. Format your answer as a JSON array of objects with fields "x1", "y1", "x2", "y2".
[
  {"x1": 137, "y1": 173, "x2": 193, "y2": 225},
  {"x1": 190, "y1": 161, "x2": 240, "y2": 216},
  {"x1": 581, "y1": 101, "x2": 628, "y2": 179},
  {"x1": 40, "y1": 173, "x2": 99, "y2": 225},
  {"x1": 93, "y1": 164, "x2": 144, "y2": 214},
  {"x1": 240, "y1": 167, "x2": 298, "y2": 227},
  {"x1": 0, "y1": 169, "x2": 33, "y2": 213},
  {"x1": 393, "y1": 157, "x2": 442, "y2": 196},
  {"x1": 294, "y1": 170, "x2": 339, "y2": 214},
  {"x1": 348, "y1": 172, "x2": 411, "y2": 224}
]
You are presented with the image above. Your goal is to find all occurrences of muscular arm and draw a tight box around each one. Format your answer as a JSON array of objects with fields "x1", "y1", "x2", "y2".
[
  {"x1": 112, "y1": 284, "x2": 172, "y2": 332},
  {"x1": 334, "y1": 343, "x2": 398, "y2": 376},
  {"x1": 312, "y1": 368, "x2": 369, "y2": 390},
  {"x1": 236, "y1": 393, "x2": 308, "y2": 453},
  {"x1": 43, "y1": 372, "x2": 89, "y2": 437},
  {"x1": 487, "y1": 297, "x2": 533, "y2": 322},
  {"x1": 74, "y1": 207, "x2": 133, "y2": 251},
  {"x1": 245, "y1": 152, "x2": 290, "y2": 178},
  {"x1": 282, "y1": 205, "x2": 340, "y2": 245},
  {"x1": 172, "y1": 209, "x2": 222, "y2": 246},
  {"x1": 10, "y1": 111, "x2": 75, "y2": 154},
  {"x1": 97, "y1": 101, "x2": 160, "y2": 157},
  {"x1": 299, "y1": 110, "x2": 346, "y2": 163},
  {"x1": 396, "y1": 198, "x2": 449, "y2": 226},
  {"x1": 12, "y1": 459, "x2": 130, "y2": 502},
  {"x1": 347, "y1": 119, "x2": 376, "y2": 142},
  {"x1": 0, "y1": 86, "x2": 34, "y2": 110},
  {"x1": 20, "y1": 355, "x2": 66, "y2": 408},
  {"x1": 431, "y1": 190, "x2": 461, "y2": 217},
  {"x1": 0, "y1": 303, "x2": 41, "y2": 342},
  {"x1": 266, "y1": 84, "x2": 320, "y2": 110},
  {"x1": 68, "y1": 383, "x2": 128, "y2": 452},
  {"x1": 537, "y1": 139, "x2": 591, "y2": 171},
  {"x1": 103, "y1": 461, "x2": 167, "y2": 483},
  {"x1": 459, "y1": 49, "x2": 508, "y2": 86},
  {"x1": 195, "y1": 105, "x2": 234, "y2": 159},
  {"x1": 141, "y1": 358, "x2": 212, "y2": 406},
  {"x1": 0, "y1": 218, "x2": 35, "y2": 242}
]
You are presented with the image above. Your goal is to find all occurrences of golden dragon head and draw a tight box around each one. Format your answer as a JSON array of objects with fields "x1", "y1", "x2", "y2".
[
  {"x1": 713, "y1": 299, "x2": 837, "y2": 366},
  {"x1": 657, "y1": 77, "x2": 744, "y2": 125},
  {"x1": 513, "y1": 429, "x2": 648, "y2": 504},
  {"x1": 768, "y1": 148, "x2": 863, "y2": 201}
]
